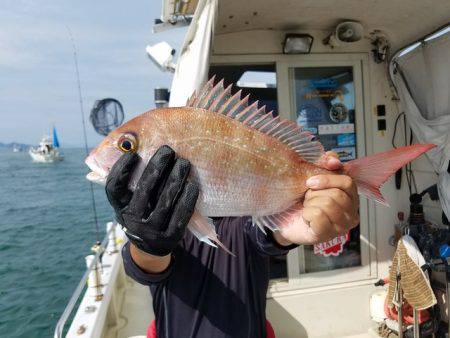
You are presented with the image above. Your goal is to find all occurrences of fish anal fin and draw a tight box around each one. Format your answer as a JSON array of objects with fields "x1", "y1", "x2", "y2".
[
  {"x1": 254, "y1": 205, "x2": 301, "y2": 231},
  {"x1": 254, "y1": 203, "x2": 322, "y2": 245}
]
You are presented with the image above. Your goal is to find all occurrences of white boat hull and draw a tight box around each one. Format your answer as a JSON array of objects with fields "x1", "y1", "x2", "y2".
[
  {"x1": 29, "y1": 148, "x2": 63, "y2": 163},
  {"x1": 29, "y1": 134, "x2": 63, "y2": 163}
]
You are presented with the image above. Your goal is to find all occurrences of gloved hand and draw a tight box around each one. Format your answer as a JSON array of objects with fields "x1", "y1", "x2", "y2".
[{"x1": 105, "y1": 145, "x2": 199, "y2": 256}]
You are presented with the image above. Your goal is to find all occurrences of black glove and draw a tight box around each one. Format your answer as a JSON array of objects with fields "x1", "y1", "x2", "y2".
[{"x1": 105, "y1": 145, "x2": 199, "y2": 256}]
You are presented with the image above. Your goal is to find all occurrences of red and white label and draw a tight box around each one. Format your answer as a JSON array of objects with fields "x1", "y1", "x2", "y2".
[{"x1": 313, "y1": 233, "x2": 349, "y2": 257}]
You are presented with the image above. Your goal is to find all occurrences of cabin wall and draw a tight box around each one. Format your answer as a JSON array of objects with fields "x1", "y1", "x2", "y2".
[
  {"x1": 212, "y1": 29, "x2": 440, "y2": 337},
  {"x1": 213, "y1": 30, "x2": 371, "y2": 54}
]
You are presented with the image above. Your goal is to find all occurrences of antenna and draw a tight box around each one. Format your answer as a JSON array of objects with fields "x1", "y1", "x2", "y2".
[{"x1": 66, "y1": 26, "x2": 101, "y2": 243}]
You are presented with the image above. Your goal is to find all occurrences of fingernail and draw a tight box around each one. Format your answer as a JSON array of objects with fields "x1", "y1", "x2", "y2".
[
  {"x1": 329, "y1": 157, "x2": 340, "y2": 165},
  {"x1": 306, "y1": 177, "x2": 320, "y2": 187}
]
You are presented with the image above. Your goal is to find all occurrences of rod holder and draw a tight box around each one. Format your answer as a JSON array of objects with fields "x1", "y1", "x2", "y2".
[
  {"x1": 85, "y1": 255, "x2": 103, "y2": 301},
  {"x1": 396, "y1": 273, "x2": 403, "y2": 338},
  {"x1": 106, "y1": 221, "x2": 118, "y2": 254}
]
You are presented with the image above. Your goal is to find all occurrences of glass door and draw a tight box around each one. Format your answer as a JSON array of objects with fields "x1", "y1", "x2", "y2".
[
  {"x1": 292, "y1": 66, "x2": 361, "y2": 274},
  {"x1": 274, "y1": 57, "x2": 375, "y2": 290}
]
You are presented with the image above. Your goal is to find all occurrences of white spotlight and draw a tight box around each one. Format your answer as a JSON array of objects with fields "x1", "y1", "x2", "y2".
[{"x1": 145, "y1": 41, "x2": 176, "y2": 73}]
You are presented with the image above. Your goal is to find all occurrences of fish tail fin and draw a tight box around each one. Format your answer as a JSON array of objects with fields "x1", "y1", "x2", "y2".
[
  {"x1": 188, "y1": 209, "x2": 235, "y2": 256},
  {"x1": 343, "y1": 144, "x2": 435, "y2": 205}
]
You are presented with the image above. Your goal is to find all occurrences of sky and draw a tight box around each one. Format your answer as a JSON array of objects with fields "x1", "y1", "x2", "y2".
[{"x1": 0, "y1": 0, "x2": 186, "y2": 147}]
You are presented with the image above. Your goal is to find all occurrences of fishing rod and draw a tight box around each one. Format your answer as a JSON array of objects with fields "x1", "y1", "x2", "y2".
[{"x1": 66, "y1": 26, "x2": 101, "y2": 243}]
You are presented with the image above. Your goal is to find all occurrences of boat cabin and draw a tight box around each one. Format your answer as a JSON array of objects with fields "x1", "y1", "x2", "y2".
[
  {"x1": 61, "y1": 1, "x2": 450, "y2": 337},
  {"x1": 164, "y1": 1, "x2": 449, "y2": 335}
]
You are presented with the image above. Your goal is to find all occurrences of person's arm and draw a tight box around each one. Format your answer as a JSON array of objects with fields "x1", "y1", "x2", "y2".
[
  {"x1": 273, "y1": 152, "x2": 360, "y2": 246},
  {"x1": 244, "y1": 218, "x2": 298, "y2": 257},
  {"x1": 272, "y1": 232, "x2": 293, "y2": 247},
  {"x1": 105, "y1": 146, "x2": 199, "y2": 278},
  {"x1": 121, "y1": 242, "x2": 172, "y2": 284},
  {"x1": 129, "y1": 244, "x2": 171, "y2": 274}
]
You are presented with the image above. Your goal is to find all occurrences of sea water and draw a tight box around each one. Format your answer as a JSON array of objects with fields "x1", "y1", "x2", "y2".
[{"x1": 0, "y1": 148, "x2": 113, "y2": 337}]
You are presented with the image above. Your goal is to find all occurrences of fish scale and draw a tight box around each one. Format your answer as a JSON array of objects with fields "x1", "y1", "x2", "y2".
[
  {"x1": 85, "y1": 78, "x2": 435, "y2": 252},
  {"x1": 157, "y1": 107, "x2": 316, "y2": 217}
]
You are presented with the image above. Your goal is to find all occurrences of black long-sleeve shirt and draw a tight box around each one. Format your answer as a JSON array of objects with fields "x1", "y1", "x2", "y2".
[{"x1": 122, "y1": 216, "x2": 297, "y2": 338}]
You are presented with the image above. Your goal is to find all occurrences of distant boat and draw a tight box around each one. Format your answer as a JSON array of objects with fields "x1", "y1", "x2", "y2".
[
  {"x1": 12, "y1": 145, "x2": 22, "y2": 152},
  {"x1": 29, "y1": 127, "x2": 64, "y2": 163}
]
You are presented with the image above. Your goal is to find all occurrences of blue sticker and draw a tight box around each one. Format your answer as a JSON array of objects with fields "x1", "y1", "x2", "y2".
[
  {"x1": 337, "y1": 133, "x2": 355, "y2": 147},
  {"x1": 304, "y1": 127, "x2": 318, "y2": 134},
  {"x1": 308, "y1": 78, "x2": 338, "y2": 89}
]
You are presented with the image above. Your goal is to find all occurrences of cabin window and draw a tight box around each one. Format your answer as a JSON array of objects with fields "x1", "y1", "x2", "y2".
[
  {"x1": 237, "y1": 71, "x2": 276, "y2": 89},
  {"x1": 291, "y1": 66, "x2": 361, "y2": 273},
  {"x1": 209, "y1": 64, "x2": 278, "y2": 116}
]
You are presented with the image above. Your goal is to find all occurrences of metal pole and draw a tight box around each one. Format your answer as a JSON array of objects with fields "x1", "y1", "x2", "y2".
[
  {"x1": 85, "y1": 254, "x2": 103, "y2": 301},
  {"x1": 446, "y1": 259, "x2": 450, "y2": 338},
  {"x1": 397, "y1": 273, "x2": 404, "y2": 338},
  {"x1": 106, "y1": 221, "x2": 118, "y2": 254},
  {"x1": 413, "y1": 308, "x2": 419, "y2": 338},
  {"x1": 66, "y1": 26, "x2": 101, "y2": 243},
  {"x1": 54, "y1": 225, "x2": 113, "y2": 338}
]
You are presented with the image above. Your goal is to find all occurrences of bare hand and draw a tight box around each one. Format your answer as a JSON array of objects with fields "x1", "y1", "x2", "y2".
[
  {"x1": 274, "y1": 152, "x2": 360, "y2": 245},
  {"x1": 302, "y1": 173, "x2": 359, "y2": 242}
]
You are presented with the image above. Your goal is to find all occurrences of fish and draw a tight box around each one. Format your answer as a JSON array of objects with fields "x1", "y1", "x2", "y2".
[{"x1": 85, "y1": 77, "x2": 435, "y2": 250}]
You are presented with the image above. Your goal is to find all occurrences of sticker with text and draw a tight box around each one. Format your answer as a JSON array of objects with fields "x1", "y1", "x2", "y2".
[
  {"x1": 313, "y1": 233, "x2": 349, "y2": 257},
  {"x1": 318, "y1": 123, "x2": 354, "y2": 135}
]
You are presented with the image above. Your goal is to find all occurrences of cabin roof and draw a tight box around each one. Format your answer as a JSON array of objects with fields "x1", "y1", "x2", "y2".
[{"x1": 215, "y1": 0, "x2": 450, "y2": 49}]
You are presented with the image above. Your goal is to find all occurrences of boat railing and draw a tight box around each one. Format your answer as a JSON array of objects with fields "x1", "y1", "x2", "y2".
[{"x1": 54, "y1": 221, "x2": 123, "y2": 338}]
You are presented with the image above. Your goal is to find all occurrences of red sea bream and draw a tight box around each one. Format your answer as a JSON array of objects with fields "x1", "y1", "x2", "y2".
[{"x1": 85, "y1": 78, "x2": 435, "y2": 250}]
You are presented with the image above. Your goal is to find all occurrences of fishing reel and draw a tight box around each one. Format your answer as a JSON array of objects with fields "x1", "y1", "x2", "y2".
[{"x1": 406, "y1": 185, "x2": 450, "y2": 262}]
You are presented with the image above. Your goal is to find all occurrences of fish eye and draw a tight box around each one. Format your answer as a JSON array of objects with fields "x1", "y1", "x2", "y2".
[{"x1": 118, "y1": 134, "x2": 137, "y2": 153}]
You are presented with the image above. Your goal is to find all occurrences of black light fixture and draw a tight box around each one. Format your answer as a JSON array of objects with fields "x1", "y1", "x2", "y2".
[
  {"x1": 283, "y1": 34, "x2": 314, "y2": 54},
  {"x1": 154, "y1": 87, "x2": 170, "y2": 108}
]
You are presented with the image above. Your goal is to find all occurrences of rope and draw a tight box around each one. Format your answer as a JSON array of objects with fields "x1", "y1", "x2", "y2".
[{"x1": 67, "y1": 26, "x2": 101, "y2": 243}]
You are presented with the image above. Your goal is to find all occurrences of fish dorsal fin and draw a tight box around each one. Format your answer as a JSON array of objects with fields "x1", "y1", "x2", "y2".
[{"x1": 186, "y1": 77, "x2": 324, "y2": 162}]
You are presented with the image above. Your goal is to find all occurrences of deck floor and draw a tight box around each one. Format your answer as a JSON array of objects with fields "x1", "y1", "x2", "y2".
[
  {"x1": 116, "y1": 276, "x2": 153, "y2": 338},
  {"x1": 113, "y1": 274, "x2": 379, "y2": 338}
]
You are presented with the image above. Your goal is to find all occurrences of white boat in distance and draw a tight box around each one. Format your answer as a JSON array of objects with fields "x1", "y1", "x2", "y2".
[{"x1": 29, "y1": 127, "x2": 64, "y2": 163}]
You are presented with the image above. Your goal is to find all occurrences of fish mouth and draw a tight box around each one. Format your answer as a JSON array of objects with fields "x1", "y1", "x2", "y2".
[
  {"x1": 86, "y1": 171, "x2": 107, "y2": 185},
  {"x1": 85, "y1": 155, "x2": 109, "y2": 185}
]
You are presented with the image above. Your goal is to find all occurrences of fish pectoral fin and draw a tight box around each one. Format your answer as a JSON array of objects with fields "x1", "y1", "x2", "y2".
[{"x1": 188, "y1": 210, "x2": 235, "y2": 256}]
